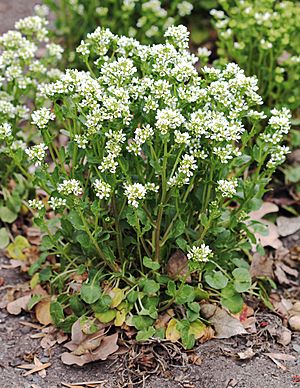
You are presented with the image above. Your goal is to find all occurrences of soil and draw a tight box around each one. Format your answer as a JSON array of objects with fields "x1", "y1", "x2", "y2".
[
  {"x1": 0, "y1": 0, "x2": 41, "y2": 35},
  {"x1": 1, "y1": 2, "x2": 300, "y2": 387},
  {"x1": 1, "y1": 251, "x2": 300, "y2": 388}
]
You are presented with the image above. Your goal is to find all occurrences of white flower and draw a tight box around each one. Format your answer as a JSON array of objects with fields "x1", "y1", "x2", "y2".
[
  {"x1": 177, "y1": 1, "x2": 193, "y2": 17},
  {"x1": 267, "y1": 145, "x2": 290, "y2": 169},
  {"x1": 124, "y1": 182, "x2": 147, "y2": 208},
  {"x1": 260, "y1": 39, "x2": 273, "y2": 49},
  {"x1": 25, "y1": 143, "x2": 48, "y2": 166},
  {"x1": 48, "y1": 197, "x2": 67, "y2": 211},
  {"x1": 31, "y1": 107, "x2": 55, "y2": 129},
  {"x1": 93, "y1": 179, "x2": 111, "y2": 199},
  {"x1": 74, "y1": 134, "x2": 88, "y2": 149},
  {"x1": 187, "y1": 244, "x2": 213, "y2": 263},
  {"x1": 28, "y1": 199, "x2": 44, "y2": 210},
  {"x1": 197, "y1": 47, "x2": 212, "y2": 58},
  {"x1": 217, "y1": 179, "x2": 238, "y2": 198},
  {"x1": 268, "y1": 107, "x2": 291, "y2": 134},
  {"x1": 57, "y1": 179, "x2": 83, "y2": 196},
  {"x1": 0, "y1": 122, "x2": 12, "y2": 139},
  {"x1": 155, "y1": 108, "x2": 185, "y2": 135},
  {"x1": 46, "y1": 43, "x2": 64, "y2": 60},
  {"x1": 164, "y1": 25, "x2": 189, "y2": 50}
]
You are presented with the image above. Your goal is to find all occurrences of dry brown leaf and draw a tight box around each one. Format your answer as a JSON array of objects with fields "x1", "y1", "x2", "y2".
[
  {"x1": 24, "y1": 227, "x2": 42, "y2": 245},
  {"x1": 249, "y1": 202, "x2": 282, "y2": 249},
  {"x1": 17, "y1": 357, "x2": 51, "y2": 377},
  {"x1": 166, "y1": 250, "x2": 191, "y2": 282},
  {"x1": 264, "y1": 352, "x2": 295, "y2": 371},
  {"x1": 35, "y1": 299, "x2": 52, "y2": 326},
  {"x1": 249, "y1": 202, "x2": 279, "y2": 220},
  {"x1": 277, "y1": 216, "x2": 300, "y2": 237},
  {"x1": 6, "y1": 294, "x2": 31, "y2": 315},
  {"x1": 250, "y1": 253, "x2": 274, "y2": 279},
  {"x1": 237, "y1": 348, "x2": 256, "y2": 360},
  {"x1": 198, "y1": 326, "x2": 215, "y2": 343},
  {"x1": 201, "y1": 304, "x2": 247, "y2": 339},
  {"x1": 274, "y1": 263, "x2": 298, "y2": 286},
  {"x1": 188, "y1": 353, "x2": 202, "y2": 365},
  {"x1": 155, "y1": 309, "x2": 174, "y2": 329},
  {"x1": 61, "y1": 333, "x2": 119, "y2": 366}
]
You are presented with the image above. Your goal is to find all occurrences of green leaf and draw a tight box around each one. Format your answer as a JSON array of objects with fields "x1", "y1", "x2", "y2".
[
  {"x1": 142, "y1": 279, "x2": 160, "y2": 295},
  {"x1": 50, "y1": 301, "x2": 65, "y2": 325},
  {"x1": 80, "y1": 283, "x2": 101, "y2": 304},
  {"x1": 176, "y1": 237, "x2": 187, "y2": 251},
  {"x1": 220, "y1": 284, "x2": 244, "y2": 313},
  {"x1": 127, "y1": 290, "x2": 138, "y2": 304},
  {"x1": 232, "y1": 268, "x2": 251, "y2": 282},
  {"x1": 131, "y1": 315, "x2": 154, "y2": 330},
  {"x1": 177, "y1": 320, "x2": 195, "y2": 349},
  {"x1": 27, "y1": 295, "x2": 43, "y2": 310},
  {"x1": 172, "y1": 219, "x2": 185, "y2": 238},
  {"x1": 95, "y1": 309, "x2": 116, "y2": 323},
  {"x1": 70, "y1": 295, "x2": 86, "y2": 316},
  {"x1": 7, "y1": 236, "x2": 30, "y2": 260},
  {"x1": 175, "y1": 285, "x2": 195, "y2": 304},
  {"x1": 136, "y1": 326, "x2": 156, "y2": 341},
  {"x1": 167, "y1": 281, "x2": 177, "y2": 297},
  {"x1": 67, "y1": 210, "x2": 85, "y2": 231},
  {"x1": 0, "y1": 206, "x2": 18, "y2": 223},
  {"x1": 205, "y1": 271, "x2": 228, "y2": 289},
  {"x1": 143, "y1": 256, "x2": 160, "y2": 271},
  {"x1": 0, "y1": 227, "x2": 9, "y2": 249}
]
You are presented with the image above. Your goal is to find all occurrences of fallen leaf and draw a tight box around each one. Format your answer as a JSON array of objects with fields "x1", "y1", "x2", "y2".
[
  {"x1": 166, "y1": 318, "x2": 181, "y2": 342},
  {"x1": 237, "y1": 348, "x2": 255, "y2": 360},
  {"x1": 249, "y1": 202, "x2": 279, "y2": 220},
  {"x1": 61, "y1": 333, "x2": 119, "y2": 366},
  {"x1": 155, "y1": 309, "x2": 174, "y2": 329},
  {"x1": 249, "y1": 203, "x2": 282, "y2": 249},
  {"x1": 264, "y1": 352, "x2": 295, "y2": 371},
  {"x1": 6, "y1": 294, "x2": 31, "y2": 315},
  {"x1": 24, "y1": 227, "x2": 41, "y2": 245},
  {"x1": 166, "y1": 250, "x2": 191, "y2": 282},
  {"x1": 6, "y1": 236, "x2": 30, "y2": 260},
  {"x1": 198, "y1": 326, "x2": 215, "y2": 343},
  {"x1": 250, "y1": 253, "x2": 274, "y2": 279},
  {"x1": 277, "y1": 216, "x2": 300, "y2": 237},
  {"x1": 201, "y1": 304, "x2": 247, "y2": 339},
  {"x1": 17, "y1": 356, "x2": 51, "y2": 377},
  {"x1": 188, "y1": 353, "x2": 202, "y2": 365},
  {"x1": 35, "y1": 299, "x2": 52, "y2": 326}
]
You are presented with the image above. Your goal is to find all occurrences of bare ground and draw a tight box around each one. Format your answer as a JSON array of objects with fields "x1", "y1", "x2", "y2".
[{"x1": 1, "y1": 251, "x2": 300, "y2": 388}]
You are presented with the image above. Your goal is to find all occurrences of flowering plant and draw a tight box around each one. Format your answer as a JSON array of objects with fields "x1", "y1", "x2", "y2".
[
  {"x1": 43, "y1": 0, "x2": 194, "y2": 65},
  {"x1": 0, "y1": 14, "x2": 63, "y2": 238},
  {"x1": 27, "y1": 26, "x2": 290, "y2": 348},
  {"x1": 211, "y1": 0, "x2": 300, "y2": 110}
]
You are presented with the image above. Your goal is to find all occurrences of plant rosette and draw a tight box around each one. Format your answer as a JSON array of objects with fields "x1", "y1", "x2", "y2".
[{"x1": 24, "y1": 25, "x2": 291, "y2": 348}]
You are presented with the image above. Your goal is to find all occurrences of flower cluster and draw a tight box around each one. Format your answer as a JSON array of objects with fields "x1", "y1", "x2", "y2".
[
  {"x1": 211, "y1": 0, "x2": 300, "y2": 109},
  {"x1": 31, "y1": 108, "x2": 55, "y2": 129},
  {"x1": 217, "y1": 179, "x2": 238, "y2": 198},
  {"x1": 124, "y1": 182, "x2": 159, "y2": 208},
  {"x1": 187, "y1": 244, "x2": 213, "y2": 264},
  {"x1": 48, "y1": 197, "x2": 67, "y2": 211},
  {"x1": 45, "y1": 0, "x2": 195, "y2": 66},
  {"x1": 57, "y1": 179, "x2": 83, "y2": 196},
  {"x1": 28, "y1": 199, "x2": 44, "y2": 210},
  {"x1": 93, "y1": 179, "x2": 112, "y2": 199},
  {"x1": 25, "y1": 143, "x2": 48, "y2": 166}
]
